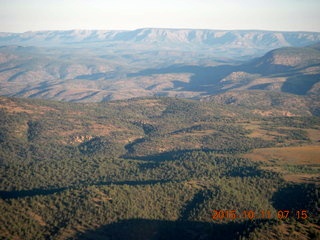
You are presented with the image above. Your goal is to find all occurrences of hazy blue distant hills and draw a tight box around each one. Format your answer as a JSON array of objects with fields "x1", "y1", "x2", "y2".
[
  {"x1": 1, "y1": 28, "x2": 320, "y2": 58},
  {"x1": 0, "y1": 29, "x2": 319, "y2": 106},
  {"x1": 1, "y1": 28, "x2": 319, "y2": 46}
]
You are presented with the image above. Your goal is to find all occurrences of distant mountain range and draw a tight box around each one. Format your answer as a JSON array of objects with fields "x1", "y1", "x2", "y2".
[
  {"x1": 0, "y1": 29, "x2": 320, "y2": 115},
  {"x1": 1, "y1": 28, "x2": 320, "y2": 57}
]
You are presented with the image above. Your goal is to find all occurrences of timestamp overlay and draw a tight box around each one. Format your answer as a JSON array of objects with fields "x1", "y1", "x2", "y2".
[{"x1": 212, "y1": 209, "x2": 311, "y2": 221}]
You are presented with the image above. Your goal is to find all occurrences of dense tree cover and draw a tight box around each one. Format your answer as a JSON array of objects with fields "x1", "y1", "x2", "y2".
[{"x1": 0, "y1": 96, "x2": 319, "y2": 239}]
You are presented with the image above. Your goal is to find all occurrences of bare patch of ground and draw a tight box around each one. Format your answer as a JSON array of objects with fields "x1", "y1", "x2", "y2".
[
  {"x1": 244, "y1": 145, "x2": 320, "y2": 165},
  {"x1": 244, "y1": 145, "x2": 320, "y2": 184}
]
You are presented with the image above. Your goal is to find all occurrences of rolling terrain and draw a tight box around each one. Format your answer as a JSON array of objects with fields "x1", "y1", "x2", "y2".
[
  {"x1": 0, "y1": 28, "x2": 320, "y2": 102},
  {"x1": 0, "y1": 39, "x2": 320, "y2": 103},
  {"x1": 0, "y1": 96, "x2": 319, "y2": 239}
]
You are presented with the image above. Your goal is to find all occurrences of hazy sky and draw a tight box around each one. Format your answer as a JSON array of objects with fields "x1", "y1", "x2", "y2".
[{"x1": 1, "y1": 0, "x2": 319, "y2": 32}]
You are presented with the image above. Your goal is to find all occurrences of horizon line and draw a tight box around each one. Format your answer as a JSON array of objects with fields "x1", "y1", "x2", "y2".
[{"x1": 1, "y1": 27, "x2": 320, "y2": 34}]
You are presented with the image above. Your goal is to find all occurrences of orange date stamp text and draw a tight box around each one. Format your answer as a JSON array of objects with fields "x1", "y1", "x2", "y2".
[{"x1": 212, "y1": 209, "x2": 308, "y2": 221}]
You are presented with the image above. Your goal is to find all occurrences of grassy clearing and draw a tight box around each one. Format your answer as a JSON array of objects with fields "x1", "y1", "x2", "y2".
[
  {"x1": 242, "y1": 122, "x2": 279, "y2": 141},
  {"x1": 306, "y1": 128, "x2": 320, "y2": 142},
  {"x1": 244, "y1": 145, "x2": 320, "y2": 184},
  {"x1": 244, "y1": 145, "x2": 320, "y2": 165}
]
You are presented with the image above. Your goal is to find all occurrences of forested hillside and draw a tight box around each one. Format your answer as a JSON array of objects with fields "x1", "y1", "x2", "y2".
[{"x1": 0, "y1": 96, "x2": 319, "y2": 239}]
